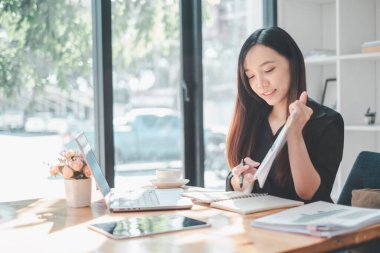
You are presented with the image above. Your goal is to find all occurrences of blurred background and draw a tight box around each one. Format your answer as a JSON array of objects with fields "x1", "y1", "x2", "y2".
[{"x1": 0, "y1": 0, "x2": 262, "y2": 201}]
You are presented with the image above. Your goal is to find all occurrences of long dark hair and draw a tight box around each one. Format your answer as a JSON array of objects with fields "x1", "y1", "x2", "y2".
[{"x1": 226, "y1": 26, "x2": 306, "y2": 185}]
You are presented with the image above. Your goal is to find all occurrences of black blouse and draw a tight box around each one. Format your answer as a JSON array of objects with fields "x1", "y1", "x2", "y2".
[{"x1": 226, "y1": 98, "x2": 344, "y2": 203}]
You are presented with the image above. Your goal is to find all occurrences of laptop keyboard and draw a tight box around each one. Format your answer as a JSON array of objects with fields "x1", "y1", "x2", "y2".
[{"x1": 117, "y1": 189, "x2": 160, "y2": 207}]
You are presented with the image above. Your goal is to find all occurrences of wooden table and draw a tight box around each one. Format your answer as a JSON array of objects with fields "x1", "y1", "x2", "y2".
[{"x1": 1, "y1": 196, "x2": 380, "y2": 253}]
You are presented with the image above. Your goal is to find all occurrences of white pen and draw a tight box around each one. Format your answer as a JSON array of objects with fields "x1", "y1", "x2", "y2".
[{"x1": 239, "y1": 159, "x2": 244, "y2": 188}]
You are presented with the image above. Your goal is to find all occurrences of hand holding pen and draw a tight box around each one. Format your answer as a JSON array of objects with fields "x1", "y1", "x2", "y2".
[
  {"x1": 232, "y1": 157, "x2": 260, "y2": 192},
  {"x1": 239, "y1": 159, "x2": 245, "y2": 189}
]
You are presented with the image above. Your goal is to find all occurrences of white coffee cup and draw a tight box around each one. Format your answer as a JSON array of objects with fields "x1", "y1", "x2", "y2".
[{"x1": 156, "y1": 169, "x2": 181, "y2": 182}]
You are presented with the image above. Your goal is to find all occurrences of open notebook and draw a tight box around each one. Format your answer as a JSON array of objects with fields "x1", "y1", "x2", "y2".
[{"x1": 182, "y1": 191, "x2": 304, "y2": 215}]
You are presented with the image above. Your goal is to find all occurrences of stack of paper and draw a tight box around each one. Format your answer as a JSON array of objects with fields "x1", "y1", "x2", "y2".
[
  {"x1": 362, "y1": 40, "x2": 380, "y2": 53},
  {"x1": 252, "y1": 201, "x2": 380, "y2": 237}
]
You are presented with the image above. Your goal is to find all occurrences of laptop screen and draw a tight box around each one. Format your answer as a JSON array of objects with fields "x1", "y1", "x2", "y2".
[{"x1": 75, "y1": 132, "x2": 111, "y2": 197}]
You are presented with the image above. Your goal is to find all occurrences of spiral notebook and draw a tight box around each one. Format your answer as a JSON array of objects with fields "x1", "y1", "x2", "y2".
[{"x1": 182, "y1": 191, "x2": 304, "y2": 215}]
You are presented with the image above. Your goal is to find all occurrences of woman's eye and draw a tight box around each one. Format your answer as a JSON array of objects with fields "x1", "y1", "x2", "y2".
[
  {"x1": 248, "y1": 75, "x2": 255, "y2": 80},
  {"x1": 265, "y1": 67, "x2": 275, "y2": 73}
]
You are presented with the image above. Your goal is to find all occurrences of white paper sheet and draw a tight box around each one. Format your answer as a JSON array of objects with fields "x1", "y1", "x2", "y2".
[{"x1": 253, "y1": 110, "x2": 296, "y2": 188}]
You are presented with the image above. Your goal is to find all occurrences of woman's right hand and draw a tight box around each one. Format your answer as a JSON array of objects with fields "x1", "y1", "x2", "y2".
[{"x1": 231, "y1": 157, "x2": 260, "y2": 192}]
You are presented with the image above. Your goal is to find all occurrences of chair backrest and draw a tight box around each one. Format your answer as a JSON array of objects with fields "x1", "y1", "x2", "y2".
[{"x1": 337, "y1": 151, "x2": 380, "y2": 205}]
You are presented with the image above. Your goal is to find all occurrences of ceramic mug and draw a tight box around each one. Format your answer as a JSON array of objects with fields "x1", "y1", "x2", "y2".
[{"x1": 156, "y1": 169, "x2": 181, "y2": 182}]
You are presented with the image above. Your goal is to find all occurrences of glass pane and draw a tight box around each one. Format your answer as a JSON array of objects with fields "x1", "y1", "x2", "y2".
[
  {"x1": 112, "y1": 0, "x2": 182, "y2": 189},
  {"x1": 0, "y1": 1, "x2": 94, "y2": 201},
  {"x1": 202, "y1": 0, "x2": 263, "y2": 189}
]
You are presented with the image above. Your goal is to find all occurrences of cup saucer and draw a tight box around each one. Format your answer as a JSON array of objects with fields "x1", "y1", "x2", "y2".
[{"x1": 150, "y1": 178, "x2": 190, "y2": 189}]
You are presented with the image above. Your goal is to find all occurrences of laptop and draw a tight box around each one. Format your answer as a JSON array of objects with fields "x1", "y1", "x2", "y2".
[{"x1": 74, "y1": 132, "x2": 193, "y2": 212}]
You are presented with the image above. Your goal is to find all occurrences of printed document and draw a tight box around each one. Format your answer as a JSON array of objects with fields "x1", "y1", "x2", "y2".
[{"x1": 252, "y1": 201, "x2": 380, "y2": 237}]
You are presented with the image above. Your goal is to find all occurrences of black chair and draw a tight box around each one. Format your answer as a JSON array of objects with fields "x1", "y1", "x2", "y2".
[
  {"x1": 334, "y1": 151, "x2": 380, "y2": 253},
  {"x1": 337, "y1": 151, "x2": 380, "y2": 206}
]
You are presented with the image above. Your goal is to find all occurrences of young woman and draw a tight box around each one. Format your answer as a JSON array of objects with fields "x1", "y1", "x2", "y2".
[{"x1": 225, "y1": 27, "x2": 344, "y2": 203}]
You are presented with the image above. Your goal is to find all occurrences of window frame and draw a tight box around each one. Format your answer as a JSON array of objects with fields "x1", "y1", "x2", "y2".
[{"x1": 92, "y1": 0, "x2": 274, "y2": 188}]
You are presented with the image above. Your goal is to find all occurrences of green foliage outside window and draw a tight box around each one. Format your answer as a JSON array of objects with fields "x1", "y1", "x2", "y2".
[{"x1": 0, "y1": 0, "x2": 180, "y2": 113}]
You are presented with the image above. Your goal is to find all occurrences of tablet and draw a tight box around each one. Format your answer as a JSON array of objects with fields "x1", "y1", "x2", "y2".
[{"x1": 88, "y1": 214, "x2": 211, "y2": 239}]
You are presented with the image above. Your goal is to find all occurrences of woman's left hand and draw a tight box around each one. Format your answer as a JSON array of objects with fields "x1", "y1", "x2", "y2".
[{"x1": 287, "y1": 91, "x2": 313, "y2": 137}]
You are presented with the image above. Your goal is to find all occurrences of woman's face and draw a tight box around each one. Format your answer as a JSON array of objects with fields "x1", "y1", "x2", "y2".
[{"x1": 244, "y1": 44, "x2": 291, "y2": 108}]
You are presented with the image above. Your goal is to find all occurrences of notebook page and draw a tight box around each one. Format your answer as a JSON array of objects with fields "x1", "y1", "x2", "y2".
[
  {"x1": 181, "y1": 191, "x2": 259, "y2": 203},
  {"x1": 210, "y1": 195, "x2": 303, "y2": 215}
]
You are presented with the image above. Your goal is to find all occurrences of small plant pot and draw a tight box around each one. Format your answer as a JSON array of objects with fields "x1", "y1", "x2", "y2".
[
  {"x1": 364, "y1": 113, "x2": 376, "y2": 125},
  {"x1": 64, "y1": 178, "x2": 92, "y2": 207}
]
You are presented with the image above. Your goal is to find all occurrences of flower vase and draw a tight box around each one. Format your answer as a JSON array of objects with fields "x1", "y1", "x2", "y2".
[{"x1": 64, "y1": 178, "x2": 92, "y2": 208}]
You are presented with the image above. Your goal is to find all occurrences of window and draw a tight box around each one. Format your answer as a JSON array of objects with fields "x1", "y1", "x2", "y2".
[
  {"x1": 0, "y1": 1, "x2": 265, "y2": 201},
  {"x1": 202, "y1": 0, "x2": 263, "y2": 188},
  {"x1": 0, "y1": 1, "x2": 94, "y2": 201},
  {"x1": 111, "y1": 0, "x2": 183, "y2": 189}
]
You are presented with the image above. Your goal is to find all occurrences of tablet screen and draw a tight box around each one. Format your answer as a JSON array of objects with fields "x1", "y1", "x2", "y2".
[{"x1": 88, "y1": 214, "x2": 210, "y2": 239}]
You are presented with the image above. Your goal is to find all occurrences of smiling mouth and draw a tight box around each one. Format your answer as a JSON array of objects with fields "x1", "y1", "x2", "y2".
[{"x1": 262, "y1": 90, "x2": 276, "y2": 96}]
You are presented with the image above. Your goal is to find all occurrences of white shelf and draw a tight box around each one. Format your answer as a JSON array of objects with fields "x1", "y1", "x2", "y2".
[
  {"x1": 305, "y1": 55, "x2": 337, "y2": 65},
  {"x1": 340, "y1": 52, "x2": 380, "y2": 61},
  {"x1": 279, "y1": 0, "x2": 380, "y2": 201},
  {"x1": 345, "y1": 125, "x2": 380, "y2": 131},
  {"x1": 300, "y1": 0, "x2": 335, "y2": 3}
]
